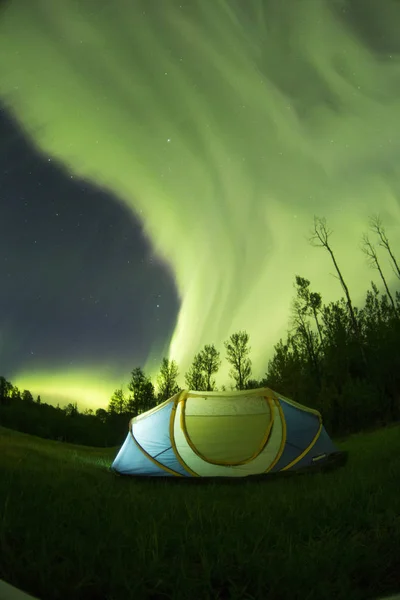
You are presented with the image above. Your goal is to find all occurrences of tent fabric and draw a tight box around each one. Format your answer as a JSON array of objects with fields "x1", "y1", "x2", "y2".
[
  {"x1": 110, "y1": 430, "x2": 173, "y2": 477},
  {"x1": 290, "y1": 425, "x2": 338, "y2": 470},
  {"x1": 183, "y1": 395, "x2": 272, "y2": 465},
  {"x1": 269, "y1": 400, "x2": 321, "y2": 472},
  {"x1": 112, "y1": 387, "x2": 340, "y2": 478}
]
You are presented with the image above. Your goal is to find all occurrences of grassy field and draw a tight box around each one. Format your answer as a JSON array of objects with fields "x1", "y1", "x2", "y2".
[{"x1": 0, "y1": 424, "x2": 399, "y2": 600}]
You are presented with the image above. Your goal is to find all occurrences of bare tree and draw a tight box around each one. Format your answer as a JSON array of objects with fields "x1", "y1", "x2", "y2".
[
  {"x1": 360, "y1": 233, "x2": 397, "y2": 312},
  {"x1": 309, "y1": 216, "x2": 366, "y2": 365},
  {"x1": 369, "y1": 214, "x2": 400, "y2": 279}
]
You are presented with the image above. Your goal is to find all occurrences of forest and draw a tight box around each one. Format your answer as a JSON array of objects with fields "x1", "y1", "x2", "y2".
[{"x1": 1, "y1": 215, "x2": 399, "y2": 447}]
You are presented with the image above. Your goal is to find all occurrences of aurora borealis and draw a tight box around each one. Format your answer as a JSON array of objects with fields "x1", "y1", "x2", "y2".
[{"x1": 1, "y1": 0, "x2": 400, "y2": 408}]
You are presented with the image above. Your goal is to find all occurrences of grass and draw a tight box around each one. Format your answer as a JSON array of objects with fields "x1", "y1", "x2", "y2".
[{"x1": 0, "y1": 424, "x2": 400, "y2": 600}]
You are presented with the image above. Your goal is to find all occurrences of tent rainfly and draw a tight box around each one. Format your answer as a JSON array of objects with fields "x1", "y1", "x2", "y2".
[{"x1": 112, "y1": 387, "x2": 347, "y2": 478}]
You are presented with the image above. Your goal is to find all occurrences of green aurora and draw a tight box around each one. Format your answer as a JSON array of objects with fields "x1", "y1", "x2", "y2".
[{"x1": 1, "y1": 0, "x2": 400, "y2": 407}]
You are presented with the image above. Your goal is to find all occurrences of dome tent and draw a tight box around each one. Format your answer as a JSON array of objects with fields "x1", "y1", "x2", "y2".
[{"x1": 111, "y1": 387, "x2": 347, "y2": 478}]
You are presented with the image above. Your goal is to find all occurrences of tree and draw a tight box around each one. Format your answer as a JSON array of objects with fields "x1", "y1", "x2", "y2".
[
  {"x1": 224, "y1": 331, "x2": 252, "y2": 390},
  {"x1": 320, "y1": 297, "x2": 360, "y2": 389},
  {"x1": 293, "y1": 276, "x2": 324, "y2": 345},
  {"x1": 290, "y1": 276, "x2": 321, "y2": 386},
  {"x1": 95, "y1": 408, "x2": 108, "y2": 422},
  {"x1": 265, "y1": 335, "x2": 303, "y2": 398},
  {"x1": 21, "y1": 389, "x2": 34, "y2": 403},
  {"x1": 156, "y1": 358, "x2": 180, "y2": 402},
  {"x1": 65, "y1": 402, "x2": 78, "y2": 416},
  {"x1": 369, "y1": 214, "x2": 400, "y2": 279},
  {"x1": 309, "y1": 216, "x2": 367, "y2": 367},
  {"x1": 185, "y1": 353, "x2": 206, "y2": 391},
  {"x1": 184, "y1": 345, "x2": 221, "y2": 391},
  {"x1": 108, "y1": 387, "x2": 127, "y2": 414},
  {"x1": 127, "y1": 367, "x2": 156, "y2": 416},
  {"x1": 36, "y1": 395, "x2": 41, "y2": 404},
  {"x1": 11, "y1": 386, "x2": 21, "y2": 401},
  {"x1": 361, "y1": 233, "x2": 397, "y2": 313},
  {"x1": 309, "y1": 291, "x2": 324, "y2": 345},
  {"x1": 245, "y1": 379, "x2": 262, "y2": 390},
  {"x1": 199, "y1": 344, "x2": 221, "y2": 391},
  {"x1": 0, "y1": 376, "x2": 12, "y2": 399}
]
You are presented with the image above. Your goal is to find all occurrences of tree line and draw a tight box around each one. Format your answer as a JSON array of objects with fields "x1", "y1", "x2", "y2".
[
  {"x1": 107, "y1": 330, "x2": 252, "y2": 417},
  {"x1": 1, "y1": 213, "x2": 399, "y2": 445},
  {"x1": 0, "y1": 379, "x2": 127, "y2": 446}
]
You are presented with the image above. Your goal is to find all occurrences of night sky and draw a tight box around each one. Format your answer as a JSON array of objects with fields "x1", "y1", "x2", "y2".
[{"x1": 1, "y1": 0, "x2": 400, "y2": 409}]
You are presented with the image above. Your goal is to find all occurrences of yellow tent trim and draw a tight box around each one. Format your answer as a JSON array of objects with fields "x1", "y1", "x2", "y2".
[
  {"x1": 281, "y1": 418, "x2": 323, "y2": 471},
  {"x1": 169, "y1": 391, "x2": 199, "y2": 477},
  {"x1": 180, "y1": 395, "x2": 274, "y2": 467},
  {"x1": 265, "y1": 397, "x2": 287, "y2": 473},
  {"x1": 277, "y1": 392, "x2": 321, "y2": 417},
  {"x1": 130, "y1": 396, "x2": 172, "y2": 423},
  {"x1": 128, "y1": 420, "x2": 183, "y2": 477},
  {"x1": 186, "y1": 387, "x2": 280, "y2": 399}
]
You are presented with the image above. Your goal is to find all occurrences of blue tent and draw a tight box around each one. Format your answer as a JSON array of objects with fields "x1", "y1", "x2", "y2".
[{"x1": 112, "y1": 387, "x2": 346, "y2": 478}]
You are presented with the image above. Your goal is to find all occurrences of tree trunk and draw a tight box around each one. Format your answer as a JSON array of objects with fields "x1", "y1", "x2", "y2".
[{"x1": 327, "y1": 246, "x2": 367, "y2": 367}]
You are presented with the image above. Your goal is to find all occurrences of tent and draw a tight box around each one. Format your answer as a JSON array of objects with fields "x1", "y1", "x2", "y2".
[{"x1": 111, "y1": 387, "x2": 347, "y2": 478}]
